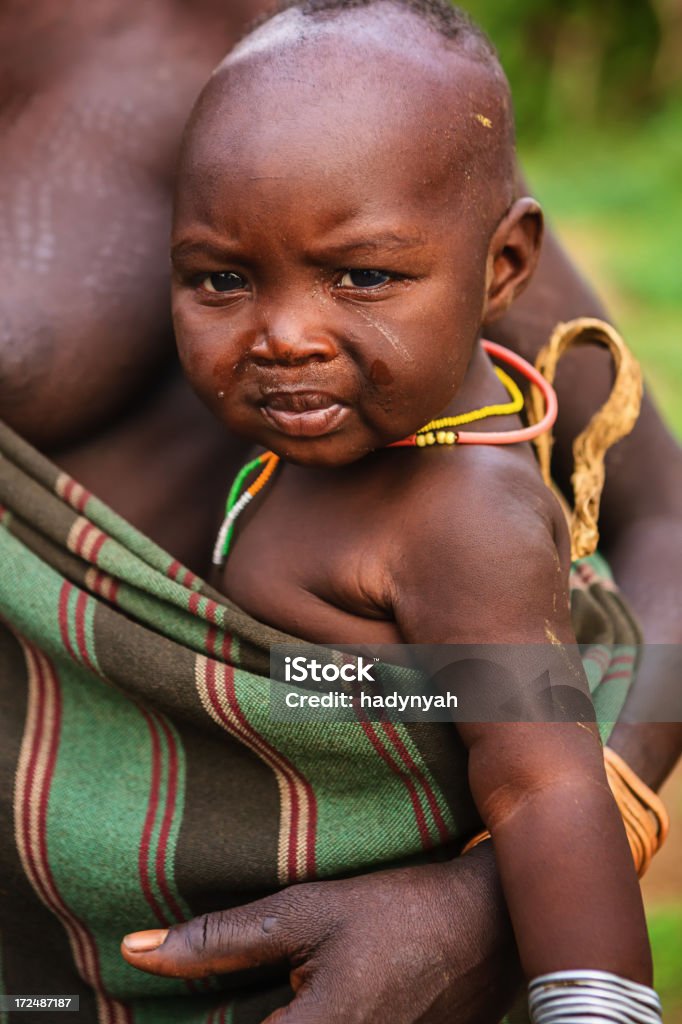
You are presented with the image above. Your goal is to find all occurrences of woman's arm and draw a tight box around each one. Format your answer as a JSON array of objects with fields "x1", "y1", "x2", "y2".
[{"x1": 488, "y1": 218, "x2": 682, "y2": 789}]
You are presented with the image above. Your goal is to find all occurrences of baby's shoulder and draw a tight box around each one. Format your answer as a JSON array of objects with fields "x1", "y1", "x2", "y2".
[
  {"x1": 384, "y1": 446, "x2": 572, "y2": 643},
  {"x1": 392, "y1": 444, "x2": 562, "y2": 544}
]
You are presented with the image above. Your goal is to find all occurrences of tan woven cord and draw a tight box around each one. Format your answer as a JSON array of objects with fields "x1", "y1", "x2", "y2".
[{"x1": 528, "y1": 318, "x2": 643, "y2": 561}]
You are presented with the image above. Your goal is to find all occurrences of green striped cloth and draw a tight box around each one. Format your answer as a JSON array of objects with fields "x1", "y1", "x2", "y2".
[{"x1": 0, "y1": 420, "x2": 640, "y2": 1024}]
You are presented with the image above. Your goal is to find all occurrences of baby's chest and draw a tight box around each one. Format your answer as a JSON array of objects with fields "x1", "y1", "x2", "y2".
[{"x1": 217, "y1": 481, "x2": 400, "y2": 643}]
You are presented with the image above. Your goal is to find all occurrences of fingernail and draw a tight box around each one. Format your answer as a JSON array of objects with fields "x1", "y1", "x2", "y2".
[{"x1": 123, "y1": 929, "x2": 168, "y2": 952}]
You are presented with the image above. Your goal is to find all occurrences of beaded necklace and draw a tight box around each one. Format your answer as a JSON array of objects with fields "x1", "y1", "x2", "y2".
[{"x1": 212, "y1": 340, "x2": 558, "y2": 566}]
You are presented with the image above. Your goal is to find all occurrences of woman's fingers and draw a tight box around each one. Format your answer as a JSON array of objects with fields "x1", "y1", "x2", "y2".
[{"x1": 121, "y1": 885, "x2": 330, "y2": 979}]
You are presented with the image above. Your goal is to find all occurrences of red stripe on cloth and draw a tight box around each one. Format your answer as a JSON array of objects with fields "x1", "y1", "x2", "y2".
[
  {"x1": 379, "y1": 722, "x2": 450, "y2": 844},
  {"x1": 205, "y1": 626, "x2": 218, "y2": 658},
  {"x1": 205, "y1": 600, "x2": 219, "y2": 625},
  {"x1": 73, "y1": 482, "x2": 92, "y2": 512},
  {"x1": 89, "y1": 530, "x2": 107, "y2": 565},
  {"x1": 188, "y1": 592, "x2": 202, "y2": 615},
  {"x1": 608, "y1": 654, "x2": 635, "y2": 668},
  {"x1": 602, "y1": 670, "x2": 635, "y2": 683},
  {"x1": 57, "y1": 474, "x2": 92, "y2": 513},
  {"x1": 360, "y1": 720, "x2": 432, "y2": 850},
  {"x1": 17, "y1": 643, "x2": 129, "y2": 1024},
  {"x1": 58, "y1": 583, "x2": 79, "y2": 666},
  {"x1": 86, "y1": 571, "x2": 102, "y2": 597},
  {"x1": 154, "y1": 715, "x2": 188, "y2": 923},
  {"x1": 585, "y1": 647, "x2": 611, "y2": 671},
  {"x1": 220, "y1": 632, "x2": 231, "y2": 662},
  {"x1": 61, "y1": 478, "x2": 75, "y2": 505},
  {"x1": 167, "y1": 560, "x2": 182, "y2": 581},
  {"x1": 220, "y1": 667, "x2": 309, "y2": 881},
  {"x1": 74, "y1": 591, "x2": 98, "y2": 675},
  {"x1": 69, "y1": 519, "x2": 91, "y2": 557},
  {"x1": 33, "y1": 658, "x2": 105, "y2": 994},
  {"x1": 18, "y1": 649, "x2": 92, "y2": 986},
  {"x1": 86, "y1": 569, "x2": 120, "y2": 606},
  {"x1": 303, "y1": 775, "x2": 318, "y2": 878},
  {"x1": 21, "y1": 650, "x2": 76, "y2": 936},
  {"x1": 138, "y1": 708, "x2": 171, "y2": 927},
  {"x1": 35, "y1": 661, "x2": 81, "y2": 955},
  {"x1": 203, "y1": 657, "x2": 317, "y2": 882}
]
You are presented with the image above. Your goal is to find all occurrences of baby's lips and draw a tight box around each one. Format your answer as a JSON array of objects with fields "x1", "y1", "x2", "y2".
[
  {"x1": 261, "y1": 389, "x2": 345, "y2": 413},
  {"x1": 260, "y1": 401, "x2": 350, "y2": 437}
]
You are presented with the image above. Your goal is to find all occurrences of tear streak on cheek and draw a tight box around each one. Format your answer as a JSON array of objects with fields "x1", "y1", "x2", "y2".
[{"x1": 351, "y1": 307, "x2": 415, "y2": 364}]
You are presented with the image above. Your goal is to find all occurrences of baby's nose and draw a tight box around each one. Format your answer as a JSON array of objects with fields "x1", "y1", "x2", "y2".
[{"x1": 250, "y1": 316, "x2": 338, "y2": 366}]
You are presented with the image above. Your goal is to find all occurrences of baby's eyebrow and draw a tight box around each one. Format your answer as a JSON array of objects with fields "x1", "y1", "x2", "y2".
[
  {"x1": 170, "y1": 238, "x2": 237, "y2": 266},
  {"x1": 320, "y1": 233, "x2": 426, "y2": 257}
]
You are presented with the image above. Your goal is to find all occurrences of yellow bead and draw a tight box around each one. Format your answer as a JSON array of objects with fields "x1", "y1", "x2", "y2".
[
  {"x1": 426, "y1": 432, "x2": 435, "y2": 445},
  {"x1": 436, "y1": 431, "x2": 446, "y2": 444},
  {"x1": 416, "y1": 434, "x2": 427, "y2": 447},
  {"x1": 445, "y1": 431, "x2": 456, "y2": 444}
]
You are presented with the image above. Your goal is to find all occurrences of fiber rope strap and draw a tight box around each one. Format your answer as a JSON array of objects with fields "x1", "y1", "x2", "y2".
[
  {"x1": 461, "y1": 749, "x2": 669, "y2": 877},
  {"x1": 603, "y1": 747, "x2": 669, "y2": 877},
  {"x1": 527, "y1": 318, "x2": 643, "y2": 561},
  {"x1": 528, "y1": 971, "x2": 662, "y2": 1024}
]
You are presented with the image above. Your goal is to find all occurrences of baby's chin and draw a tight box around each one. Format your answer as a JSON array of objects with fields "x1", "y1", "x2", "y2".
[
  {"x1": 269, "y1": 437, "x2": 378, "y2": 468},
  {"x1": 223, "y1": 412, "x2": 407, "y2": 467}
]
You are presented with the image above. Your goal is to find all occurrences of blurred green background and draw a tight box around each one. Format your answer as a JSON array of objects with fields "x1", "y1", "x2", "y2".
[
  {"x1": 465, "y1": 0, "x2": 682, "y2": 438},
  {"x1": 459, "y1": 0, "x2": 682, "y2": 1015}
]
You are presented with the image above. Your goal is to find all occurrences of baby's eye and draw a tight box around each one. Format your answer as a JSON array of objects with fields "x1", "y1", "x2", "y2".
[
  {"x1": 201, "y1": 271, "x2": 248, "y2": 293},
  {"x1": 339, "y1": 269, "x2": 392, "y2": 289}
]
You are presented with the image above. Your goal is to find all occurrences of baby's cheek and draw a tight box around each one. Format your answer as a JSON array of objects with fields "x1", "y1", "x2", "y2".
[
  {"x1": 174, "y1": 329, "x2": 224, "y2": 407},
  {"x1": 211, "y1": 348, "x2": 242, "y2": 391},
  {"x1": 176, "y1": 333, "x2": 210, "y2": 391}
]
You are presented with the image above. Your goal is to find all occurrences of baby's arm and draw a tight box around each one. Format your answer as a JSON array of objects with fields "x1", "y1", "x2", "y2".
[
  {"x1": 459, "y1": 725, "x2": 650, "y2": 981},
  {"x1": 392, "y1": 455, "x2": 652, "y2": 990}
]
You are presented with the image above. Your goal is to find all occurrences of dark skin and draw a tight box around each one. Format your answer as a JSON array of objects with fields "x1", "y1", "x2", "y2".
[
  {"x1": 121, "y1": 5, "x2": 653, "y2": 1001},
  {"x1": 1, "y1": 1, "x2": 679, "y2": 1020},
  {"x1": 0, "y1": 0, "x2": 275, "y2": 569}
]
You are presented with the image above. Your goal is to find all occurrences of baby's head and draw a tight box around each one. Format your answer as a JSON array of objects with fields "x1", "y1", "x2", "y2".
[{"x1": 171, "y1": 0, "x2": 542, "y2": 465}]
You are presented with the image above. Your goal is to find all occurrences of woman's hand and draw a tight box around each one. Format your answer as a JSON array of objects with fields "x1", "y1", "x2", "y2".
[{"x1": 121, "y1": 843, "x2": 520, "y2": 1024}]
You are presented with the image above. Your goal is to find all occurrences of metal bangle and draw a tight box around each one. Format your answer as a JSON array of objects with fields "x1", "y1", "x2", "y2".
[{"x1": 528, "y1": 971, "x2": 662, "y2": 1024}]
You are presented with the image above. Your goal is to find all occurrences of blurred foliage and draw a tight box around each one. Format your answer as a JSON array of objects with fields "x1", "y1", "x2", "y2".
[
  {"x1": 462, "y1": 0, "x2": 682, "y2": 141},
  {"x1": 522, "y1": 101, "x2": 682, "y2": 435},
  {"x1": 460, "y1": 0, "x2": 682, "y2": 437},
  {"x1": 648, "y1": 906, "x2": 682, "y2": 1019}
]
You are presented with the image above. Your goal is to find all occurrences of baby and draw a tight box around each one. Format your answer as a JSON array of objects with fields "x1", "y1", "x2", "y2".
[{"x1": 169, "y1": 0, "x2": 658, "y2": 1019}]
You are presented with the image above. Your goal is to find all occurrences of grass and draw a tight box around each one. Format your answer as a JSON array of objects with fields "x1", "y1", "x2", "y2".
[{"x1": 649, "y1": 906, "x2": 682, "y2": 1021}]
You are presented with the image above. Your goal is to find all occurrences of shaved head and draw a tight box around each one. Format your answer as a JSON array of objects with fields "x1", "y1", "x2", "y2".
[
  {"x1": 252, "y1": 0, "x2": 498, "y2": 54},
  {"x1": 178, "y1": 0, "x2": 516, "y2": 231}
]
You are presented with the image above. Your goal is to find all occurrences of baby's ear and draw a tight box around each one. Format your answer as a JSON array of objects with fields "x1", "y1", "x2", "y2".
[{"x1": 482, "y1": 197, "x2": 543, "y2": 325}]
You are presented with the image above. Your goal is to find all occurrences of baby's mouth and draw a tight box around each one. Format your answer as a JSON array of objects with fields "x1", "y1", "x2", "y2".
[{"x1": 260, "y1": 390, "x2": 350, "y2": 438}]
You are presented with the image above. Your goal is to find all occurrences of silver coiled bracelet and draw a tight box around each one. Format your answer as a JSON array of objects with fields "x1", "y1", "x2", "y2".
[{"x1": 529, "y1": 970, "x2": 663, "y2": 1024}]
